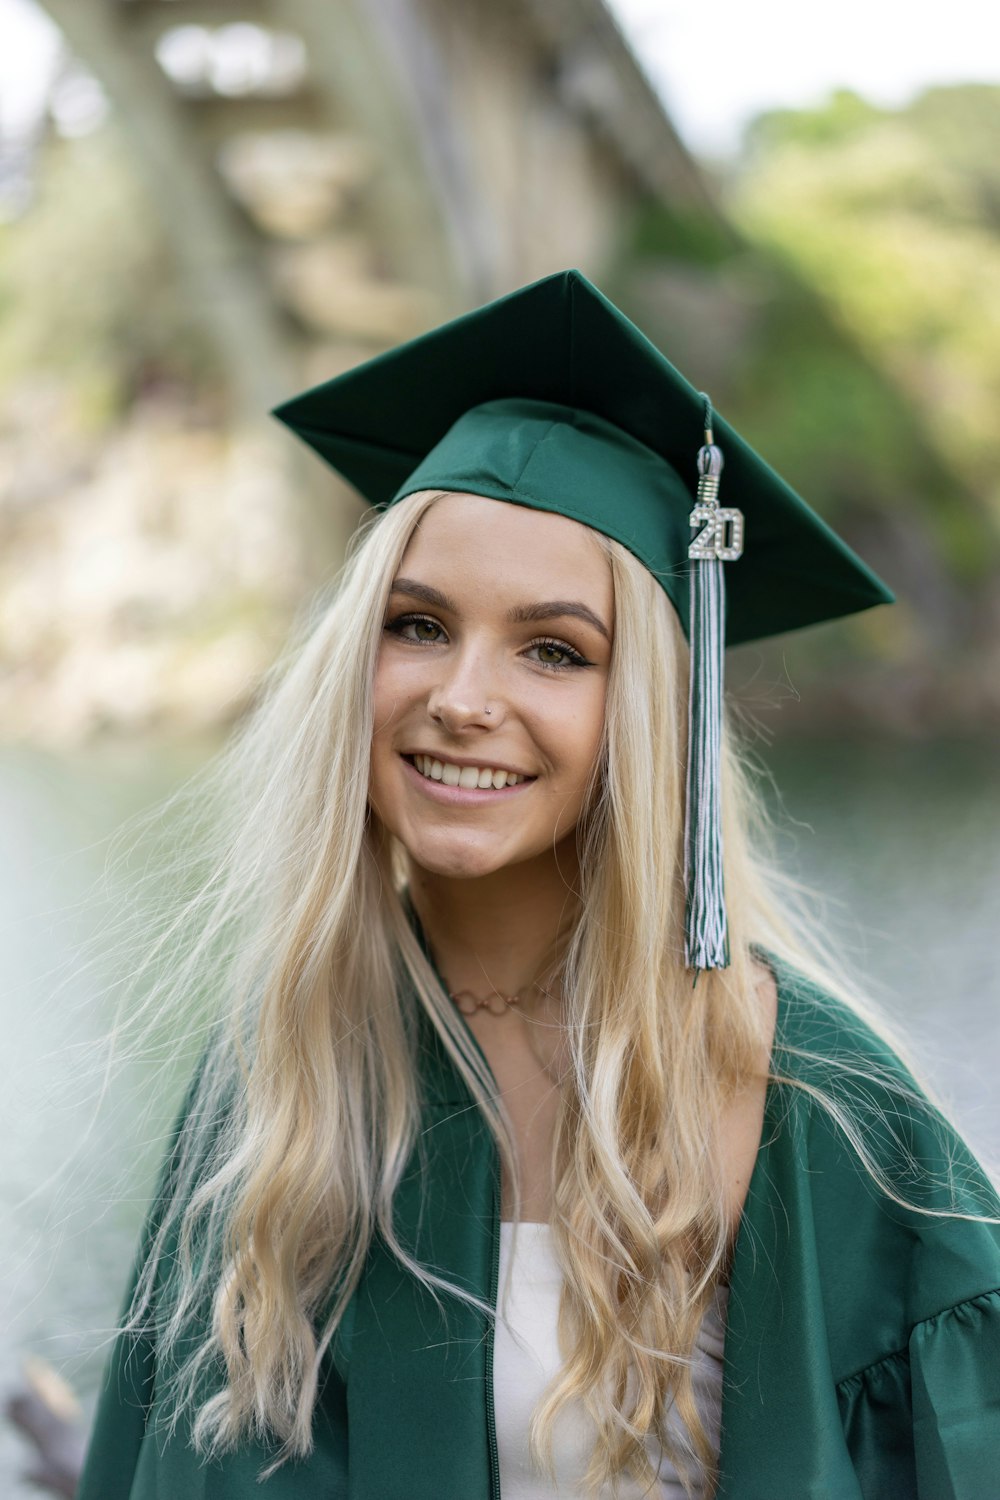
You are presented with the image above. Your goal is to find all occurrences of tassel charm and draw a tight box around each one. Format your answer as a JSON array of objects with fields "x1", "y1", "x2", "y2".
[{"x1": 684, "y1": 401, "x2": 744, "y2": 972}]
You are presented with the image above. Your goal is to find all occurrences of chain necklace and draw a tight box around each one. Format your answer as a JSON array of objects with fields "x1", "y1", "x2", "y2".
[
  {"x1": 448, "y1": 986, "x2": 524, "y2": 1017},
  {"x1": 444, "y1": 973, "x2": 563, "y2": 1018}
]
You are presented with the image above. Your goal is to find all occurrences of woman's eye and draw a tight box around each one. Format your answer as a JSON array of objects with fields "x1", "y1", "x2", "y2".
[
  {"x1": 529, "y1": 638, "x2": 589, "y2": 670},
  {"x1": 386, "y1": 613, "x2": 445, "y2": 644}
]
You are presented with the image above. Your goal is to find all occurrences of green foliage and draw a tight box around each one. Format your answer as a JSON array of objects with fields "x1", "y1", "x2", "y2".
[
  {"x1": 908, "y1": 86, "x2": 1000, "y2": 229},
  {"x1": 730, "y1": 84, "x2": 1000, "y2": 573},
  {"x1": 745, "y1": 89, "x2": 883, "y2": 153},
  {"x1": 733, "y1": 289, "x2": 897, "y2": 486},
  {"x1": 626, "y1": 195, "x2": 735, "y2": 267}
]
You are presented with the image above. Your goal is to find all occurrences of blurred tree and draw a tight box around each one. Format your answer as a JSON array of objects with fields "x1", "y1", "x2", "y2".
[{"x1": 733, "y1": 86, "x2": 1000, "y2": 563}]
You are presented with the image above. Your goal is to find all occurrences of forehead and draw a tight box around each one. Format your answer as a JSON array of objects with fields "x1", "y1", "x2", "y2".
[{"x1": 397, "y1": 492, "x2": 613, "y2": 612}]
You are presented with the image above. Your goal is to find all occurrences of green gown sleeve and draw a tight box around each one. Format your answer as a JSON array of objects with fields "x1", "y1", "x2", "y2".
[{"x1": 836, "y1": 1287, "x2": 1000, "y2": 1499}]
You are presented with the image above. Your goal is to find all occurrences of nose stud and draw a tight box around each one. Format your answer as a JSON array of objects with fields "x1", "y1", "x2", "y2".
[{"x1": 484, "y1": 706, "x2": 493, "y2": 716}]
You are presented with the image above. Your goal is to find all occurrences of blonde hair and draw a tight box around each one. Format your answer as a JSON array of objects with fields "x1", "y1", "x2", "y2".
[{"x1": 117, "y1": 489, "x2": 933, "y2": 1495}]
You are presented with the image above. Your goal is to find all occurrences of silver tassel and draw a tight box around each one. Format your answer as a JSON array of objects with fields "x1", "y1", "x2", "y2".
[{"x1": 684, "y1": 401, "x2": 744, "y2": 972}]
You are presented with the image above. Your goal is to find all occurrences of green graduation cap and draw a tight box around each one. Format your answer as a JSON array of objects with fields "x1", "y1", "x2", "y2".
[{"x1": 272, "y1": 268, "x2": 894, "y2": 972}]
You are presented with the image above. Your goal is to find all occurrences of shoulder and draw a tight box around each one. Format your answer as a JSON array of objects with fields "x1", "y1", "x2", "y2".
[
  {"x1": 757, "y1": 945, "x2": 912, "y2": 1077},
  {"x1": 759, "y1": 945, "x2": 952, "y2": 1145},
  {"x1": 762, "y1": 947, "x2": 984, "y2": 1157}
]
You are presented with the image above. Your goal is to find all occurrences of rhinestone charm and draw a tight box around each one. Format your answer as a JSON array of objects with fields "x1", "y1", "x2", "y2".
[
  {"x1": 688, "y1": 437, "x2": 744, "y2": 564},
  {"x1": 688, "y1": 503, "x2": 745, "y2": 562}
]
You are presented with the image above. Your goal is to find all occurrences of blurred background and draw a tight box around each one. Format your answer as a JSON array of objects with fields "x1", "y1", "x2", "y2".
[{"x1": 1, "y1": 0, "x2": 998, "y2": 1491}]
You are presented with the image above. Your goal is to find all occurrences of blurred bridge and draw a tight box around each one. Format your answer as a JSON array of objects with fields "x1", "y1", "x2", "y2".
[{"x1": 36, "y1": 0, "x2": 723, "y2": 411}]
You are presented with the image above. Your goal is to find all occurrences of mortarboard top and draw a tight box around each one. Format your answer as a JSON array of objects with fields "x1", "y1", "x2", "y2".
[{"x1": 271, "y1": 267, "x2": 894, "y2": 645}]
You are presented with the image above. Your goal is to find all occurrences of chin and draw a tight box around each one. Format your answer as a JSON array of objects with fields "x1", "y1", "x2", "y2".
[
  {"x1": 399, "y1": 827, "x2": 532, "y2": 882},
  {"x1": 408, "y1": 846, "x2": 514, "y2": 882}
]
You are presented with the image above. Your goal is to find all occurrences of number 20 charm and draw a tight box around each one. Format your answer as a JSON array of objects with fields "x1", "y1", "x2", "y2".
[{"x1": 688, "y1": 504, "x2": 745, "y2": 562}]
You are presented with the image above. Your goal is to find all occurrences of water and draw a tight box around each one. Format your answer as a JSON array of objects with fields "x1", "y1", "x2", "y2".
[
  {"x1": 1, "y1": 736, "x2": 997, "y2": 1494},
  {"x1": 0, "y1": 740, "x2": 211, "y2": 1497},
  {"x1": 762, "y1": 736, "x2": 1000, "y2": 1167}
]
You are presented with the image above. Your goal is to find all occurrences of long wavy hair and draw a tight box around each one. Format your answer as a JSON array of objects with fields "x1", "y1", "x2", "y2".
[{"x1": 117, "y1": 488, "x2": 930, "y2": 1496}]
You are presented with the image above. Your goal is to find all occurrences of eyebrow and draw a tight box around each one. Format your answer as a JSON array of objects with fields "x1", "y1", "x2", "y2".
[
  {"x1": 390, "y1": 578, "x2": 612, "y2": 642},
  {"x1": 508, "y1": 599, "x2": 612, "y2": 643}
]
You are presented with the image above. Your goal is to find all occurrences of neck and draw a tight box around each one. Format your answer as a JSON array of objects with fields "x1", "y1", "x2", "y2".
[{"x1": 408, "y1": 851, "x2": 580, "y2": 1000}]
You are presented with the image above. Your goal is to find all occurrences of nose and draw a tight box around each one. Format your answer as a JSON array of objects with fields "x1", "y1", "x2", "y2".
[{"x1": 426, "y1": 647, "x2": 503, "y2": 733}]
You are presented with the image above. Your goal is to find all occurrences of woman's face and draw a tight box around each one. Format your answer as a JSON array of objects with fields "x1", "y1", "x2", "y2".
[{"x1": 370, "y1": 493, "x2": 613, "y2": 882}]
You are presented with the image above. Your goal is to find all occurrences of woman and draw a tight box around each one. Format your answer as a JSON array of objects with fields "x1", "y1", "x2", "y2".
[{"x1": 78, "y1": 271, "x2": 1000, "y2": 1499}]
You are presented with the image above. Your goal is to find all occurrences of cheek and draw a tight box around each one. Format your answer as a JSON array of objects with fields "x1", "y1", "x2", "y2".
[
  {"x1": 576, "y1": 673, "x2": 608, "y2": 738},
  {"x1": 541, "y1": 683, "x2": 606, "y2": 789},
  {"x1": 575, "y1": 686, "x2": 608, "y2": 788},
  {"x1": 370, "y1": 659, "x2": 404, "y2": 784},
  {"x1": 372, "y1": 652, "x2": 417, "y2": 732},
  {"x1": 371, "y1": 670, "x2": 392, "y2": 738},
  {"x1": 368, "y1": 691, "x2": 401, "y2": 826}
]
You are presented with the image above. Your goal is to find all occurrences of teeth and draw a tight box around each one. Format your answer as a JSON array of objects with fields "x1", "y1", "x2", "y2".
[{"x1": 410, "y1": 756, "x2": 525, "y2": 788}]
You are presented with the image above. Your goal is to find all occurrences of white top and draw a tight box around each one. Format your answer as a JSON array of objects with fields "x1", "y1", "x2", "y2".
[{"x1": 494, "y1": 1222, "x2": 728, "y2": 1499}]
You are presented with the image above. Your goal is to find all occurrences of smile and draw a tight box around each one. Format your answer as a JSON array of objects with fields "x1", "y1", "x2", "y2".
[{"x1": 406, "y1": 754, "x2": 531, "y2": 789}]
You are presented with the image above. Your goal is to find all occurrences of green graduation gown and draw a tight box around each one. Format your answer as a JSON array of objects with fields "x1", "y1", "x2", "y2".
[{"x1": 77, "y1": 955, "x2": 1000, "y2": 1499}]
